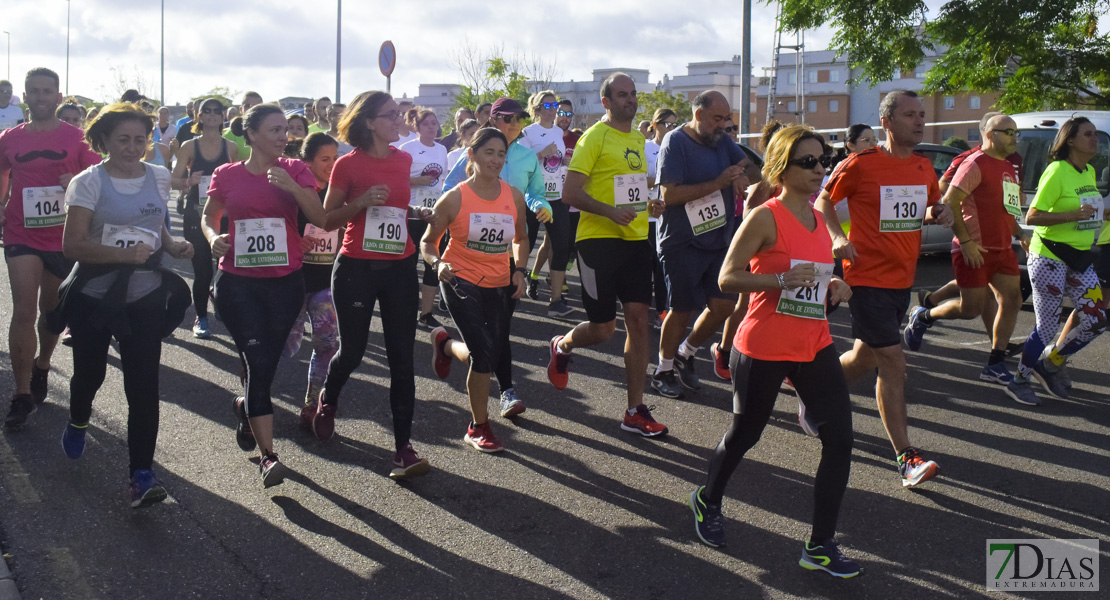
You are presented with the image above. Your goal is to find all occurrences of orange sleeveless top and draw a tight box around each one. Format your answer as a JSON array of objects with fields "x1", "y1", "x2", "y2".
[
  {"x1": 735, "y1": 198, "x2": 835, "y2": 362},
  {"x1": 443, "y1": 181, "x2": 517, "y2": 288}
]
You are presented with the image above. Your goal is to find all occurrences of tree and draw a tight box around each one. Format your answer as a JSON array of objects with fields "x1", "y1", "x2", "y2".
[
  {"x1": 447, "y1": 39, "x2": 560, "y2": 133},
  {"x1": 191, "y1": 87, "x2": 238, "y2": 109},
  {"x1": 778, "y1": 0, "x2": 1110, "y2": 111},
  {"x1": 98, "y1": 64, "x2": 156, "y2": 103},
  {"x1": 943, "y1": 136, "x2": 971, "y2": 151},
  {"x1": 635, "y1": 90, "x2": 693, "y2": 125}
]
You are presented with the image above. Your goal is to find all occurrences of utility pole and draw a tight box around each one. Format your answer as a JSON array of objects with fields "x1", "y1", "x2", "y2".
[
  {"x1": 740, "y1": 0, "x2": 751, "y2": 135},
  {"x1": 160, "y1": 0, "x2": 165, "y2": 105},
  {"x1": 65, "y1": 0, "x2": 71, "y2": 95},
  {"x1": 336, "y1": 0, "x2": 342, "y2": 102}
]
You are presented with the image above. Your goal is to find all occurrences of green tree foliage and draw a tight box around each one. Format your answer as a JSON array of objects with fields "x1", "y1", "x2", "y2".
[
  {"x1": 778, "y1": 0, "x2": 1110, "y2": 111},
  {"x1": 448, "y1": 40, "x2": 559, "y2": 133},
  {"x1": 635, "y1": 90, "x2": 694, "y2": 125},
  {"x1": 943, "y1": 136, "x2": 971, "y2": 150},
  {"x1": 191, "y1": 87, "x2": 238, "y2": 109}
]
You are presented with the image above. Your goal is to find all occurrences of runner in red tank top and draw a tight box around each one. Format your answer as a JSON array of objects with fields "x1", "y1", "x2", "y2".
[{"x1": 689, "y1": 126, "x2": 860, "y2": 579}]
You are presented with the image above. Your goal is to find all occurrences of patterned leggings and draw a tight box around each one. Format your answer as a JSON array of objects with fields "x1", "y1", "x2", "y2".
[
  {"x1": 1019, "y1": 253, "x2": 1106, "y2": 377},
  {"x1": 284, "y1": 288, "x2": 340, "y2": 405}
]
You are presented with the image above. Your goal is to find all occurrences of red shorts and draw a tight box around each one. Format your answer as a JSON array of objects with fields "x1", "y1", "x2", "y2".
[{"x1": 952, "y1": 245, "x2": 1019, "y2": 287}]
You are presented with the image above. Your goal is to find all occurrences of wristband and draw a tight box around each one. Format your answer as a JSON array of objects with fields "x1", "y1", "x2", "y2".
[
  {"x1": 431, "y1": 257, "x2": 443, "y2": 270},
  {"x1": 776, "y1": 273, "x2": 787, "y2": 290},
  {"x1": 514, "y1": 267, "x2": 528, "y2": 276},
  {"x1": 958, "y1": 238, "x2": 970, "y2": 244}
]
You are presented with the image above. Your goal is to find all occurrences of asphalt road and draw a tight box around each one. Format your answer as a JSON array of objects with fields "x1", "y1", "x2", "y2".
[{"x1": 0, "y1": 236, "x2": 1107, "y2": 599}]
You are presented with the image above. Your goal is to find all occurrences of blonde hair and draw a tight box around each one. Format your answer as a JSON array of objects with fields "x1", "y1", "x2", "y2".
[
  {"x1": 528, "y1": 90, "x2": 558, "y2": 119},
  {"x1": 761, "y1": 124, "x2": 826, "y2": 187}
]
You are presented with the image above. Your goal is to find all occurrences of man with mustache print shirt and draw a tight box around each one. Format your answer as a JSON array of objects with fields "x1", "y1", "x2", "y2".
[{"x1": 0, "y1": 68, "x2": 101, "y2": 429}]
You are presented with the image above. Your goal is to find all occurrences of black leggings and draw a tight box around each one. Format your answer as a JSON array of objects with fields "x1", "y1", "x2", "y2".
[
  {"x1": 649, "y1": 221, "x2": 667, "y2": 313},
  {"x1": 323, "y1": 253, "x2": 418, "y2": 450},
  {"x1": 68, "y1": 290, "x2": 166, "y2": 476},
  {"x1": 407, "y1": 220, "x2": 441, "y2": 288},
  {"x1": 215, "y1": 270, "x2": 305, "y2": 418},
  {"x1": 566, "y1": 211, "x2": 580, "y2": 268},
  {"x1": 704, "y1": 344, "x2": 853, "y2": 542},
  {"x1": 182, "y1": 209, "x2": 214, "y2": 318},
  {"x1": 526, "y1": 200, "x2": 571, "y2": 271},
  {"x1": 441, "y1": 278, "x2": 512, "y2": 373}
]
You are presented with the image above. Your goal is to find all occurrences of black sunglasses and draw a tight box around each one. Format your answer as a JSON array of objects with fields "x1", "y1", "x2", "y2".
[
  {"x1": 496, "y1": 114, "x2": 526, "y2": 124},
  {"x1": 788, "y1": 154, "x2": 833, "y2": 169},
  {"x1": 723, "y1": 126, "x2": 737, "y2": 134}
]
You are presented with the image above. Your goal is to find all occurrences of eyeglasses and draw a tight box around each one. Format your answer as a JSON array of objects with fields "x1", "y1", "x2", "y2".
[
  {"x1": 788, "y1": 154, "x2": 833, "y2": 169},
  {"x1": 541, "y1": 102, "x2": 559, "y2": 110},
  {"x1": 447, "y1": 274, "x2": 484, "y2": 300},
  {"x1": 723, "y1": 126, "x2": 737, "y2": 134},
  {"x1": 373, "y1": 111, "x2": 402, "y2": 121},
  {"x1": 557, "y1": 110, "x2": 574, "y2": 117},
  {"x1": 496, "y1": 114, "x2": 525, "y2": 124},
  {"x1": 991, "y1": 128, "x2": 1019, "y2": 138},
  {"x1": 659, "y1": 121, "x2": 679, "y2": 129}
]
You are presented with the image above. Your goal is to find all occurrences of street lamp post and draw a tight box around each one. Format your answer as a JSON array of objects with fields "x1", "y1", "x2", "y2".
[
  {"x1": 160, "y1": 0, "x2": 165, "y2": 105},
  {"x1": 3, "y1": 31, "x2": 9, "y2": 81},
  {"x1": 336, "y1": 0, "x2": 341, "y2": 102},
  {"x1": 65, "y1": 0, "x2": 71, "y2": 95}
]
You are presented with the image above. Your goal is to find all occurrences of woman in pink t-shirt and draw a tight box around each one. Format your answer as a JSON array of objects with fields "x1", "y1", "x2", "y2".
[{"x1": 202, "y1": 103, "x2": 325, "y2": 488}]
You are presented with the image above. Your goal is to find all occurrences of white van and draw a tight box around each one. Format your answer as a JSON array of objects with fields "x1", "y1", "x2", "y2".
[{"x1": 1012, "y1": 111, "x2": 1110, "y2": 218}]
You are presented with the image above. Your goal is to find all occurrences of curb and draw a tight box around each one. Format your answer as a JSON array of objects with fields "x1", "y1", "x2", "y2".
[{"x1": 0, "y1": 555, "x2": 21, "y2": 600}]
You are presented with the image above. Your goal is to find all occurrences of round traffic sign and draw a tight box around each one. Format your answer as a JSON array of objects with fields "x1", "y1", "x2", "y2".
[{"x1": 379, "y1": 40, "x2": 396, "y2": 78}]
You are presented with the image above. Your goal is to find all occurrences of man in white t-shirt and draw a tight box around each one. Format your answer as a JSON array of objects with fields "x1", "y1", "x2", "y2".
[{"x1": 0, "y1": 80, "x2": 25, "y2": 131}]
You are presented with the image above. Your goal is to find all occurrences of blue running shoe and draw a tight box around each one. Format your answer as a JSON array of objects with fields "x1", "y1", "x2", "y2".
[
  {"x1": 979, "y1": 362, "x2": 1014, "y2": 385},
  {"x1": 1004, "y1": 378, "x2": 1041, "y2": 406},
  {"x1": 800, "y1": 539, "x2": 861, "y2": 578},
  {"x1": 689, "y1": 486, "x2": 726, "y2": 547},
  {"x1": 1031, "y1": 359, "x2": 1068, "y2": 400},
  {"x1": 130, "y1": 469, "x2": 168, "y2": 508},
  {"x1": 61, "y1": 422, "x2": 88, "y2": 459},
  {"x1": 903, "y1": 306, "x2": 931, "y2": 351}
]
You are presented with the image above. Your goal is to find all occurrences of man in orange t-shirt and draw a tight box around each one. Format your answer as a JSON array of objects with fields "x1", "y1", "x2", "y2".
[{"x1": 815, "y1": 90, "x2": 953, "y2": 489}]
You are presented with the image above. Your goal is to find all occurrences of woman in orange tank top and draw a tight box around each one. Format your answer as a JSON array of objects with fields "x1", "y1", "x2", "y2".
[
  {"x1": 689, "y1": 125, "x2": 862, "y2": 579},
  {"x1": 420, "y1": 128, "x2": 529, "y2": 453}
]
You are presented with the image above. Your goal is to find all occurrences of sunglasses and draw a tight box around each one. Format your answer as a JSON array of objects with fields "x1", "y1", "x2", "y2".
[
  {"x1": 724, "y1": 126, "x2": 737, "y2": 134},
  {"x1": 991, "y1": 128, "x2": 1019, "y2": 137},
  {"x1": 496, "y1": 114, "x2": 526, "y2": 124},
  {"x1": 200, "y1": 107, "x2": 222, "y2": 114},
  {"x1": 447, "y1": 274, "x2": 484, "y2": 300},
  {"x1": 658, "y1": 121, "x2": 679, "y2": 129},
  {"x1": 557, "y1": 110, "x2": 574, "y2": 117},
  {"x1": 788, "y1": 154, "x2": 833, "y2": 169},
  {"x1": 541, "y1": 102, "x2": 559, "y2": 110}
]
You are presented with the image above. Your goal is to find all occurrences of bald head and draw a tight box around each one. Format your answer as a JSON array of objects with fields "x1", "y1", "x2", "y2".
[
  {"x1": 982, "y1": 114, "x2": 1018, "y2": 158},
  {"x1": 690, "y1": 90, "x2": 732, "y2": 146}
]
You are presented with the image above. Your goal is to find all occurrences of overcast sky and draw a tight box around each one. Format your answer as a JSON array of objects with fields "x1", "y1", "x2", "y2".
[{"x1": 3, "y1": 1, "x2": 1103, "y2": 106}]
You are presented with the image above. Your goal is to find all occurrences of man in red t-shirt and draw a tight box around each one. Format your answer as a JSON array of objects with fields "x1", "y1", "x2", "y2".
[
  {"x1": 904, "y1": 114, "x2": 1031, "y2": 384},
  {"x1": 815, "y1": 90, "x2": 953, "y2": 488}
]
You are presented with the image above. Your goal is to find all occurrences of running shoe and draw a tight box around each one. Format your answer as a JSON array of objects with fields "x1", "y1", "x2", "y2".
[
  {"x1": 1056, "y1": 358, "x2": 1073, "y2": 389},
  {"x1": 620, "y1": 404, "x2": 668, "y2": 437},
  {"x1": 1004, "y1": 378, "x2": 1041, "y2": 406},
  {"x1": 4, "y1": 394, "x2": 36, "y2": 431},
  {"x1": 390, "y1": 443, "x2": 431, "y2": 479},
  {"x1": 650, "y1": 370, "x2": 684, "y2": 399},
  {"x1": 1005, "y1": 341, "x2": 1024, "y2": 358},
  {"x1": 526, "y1": 277, "x2": 540, "y2": 301},
  {"x1": 129, "y1": 469, "x2": 168, "y2": 508},
  {"x1": 298, "y1": 404, "x2": 315, "y2": 431},
  {"x1": 192, "y1": 316, "x2": 211, "y2": 339},
  {"x1": 60, "y1": 327, "x2": 74, "y2": 347},
  {"x1": 689, "y1": 486, "x2": 726, "y2": 547},
  {"x1": 903, "y1": 306, "x2": 931, "y2": 351},
  {"x1": 548, "y1": 298, "x2": 574, "y2": 318},
  {"x1": 1031, "y1": 359, "x2": 1068, "y2": 400},
  {"x1": 673, "y1": 354, "x2": 701, "y2": 391},
  {"x1": 499, "y1": 388, "x2": 526, "y2": 418},
  {"x1": 464, "y1": 422, "x2": 504, "y2": 453},
  {"x1": 979, "y1": 362, "x2": 1014, "y2": 385},
  {"x1": 916, "y1": 288, "x2": 933, "y2": 310},
  {"x1": 61, "y1": 422, "x2": 88, "y2": 459},
  {"x1": 233, "y1": 396, "x2": 256, "y2": 451},
  {"x1": 430, "y1": 326, "x2": 452, "y2": 379},
  {"x1": 417, "y1": 312, "x2": 442, "y2": 329},
  {"x1": 797, "y1": 399, "x2": 820, "y2": 438},
  {"x1": 547, "y1": 335, "x2": 571, "y2": 389},
  {"x1": 30, "y1": 360, "x2": 49, "y2": 404},
  {"x1": 710, "y1": 344, "x2": 731, "y2": 381},
  {"x1": 652, "y1": 310, "x2": 668, "y2": 331},
  {"x1": 260, "y1": 453, "x2": 290, "y2": 488},
  {"x1": 897, "y1": 447, "x2": 939, "y2": 488},
  {"x1": 799, "y1": 539, "x2": 861, "y2": 578},
  {"x1": 313, "y1": 401, "x2": 337, "y2": 442}
]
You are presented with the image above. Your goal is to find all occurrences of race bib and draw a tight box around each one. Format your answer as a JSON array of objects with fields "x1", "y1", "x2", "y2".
[
  {"x1": 775, "y1": 261, "x2": 834, "y2": 320},
  {"x1": 543, "y1": 167, "x2": 565, "y2": 199},
  {"x1": 685, "y1": 190, "x2": 727, "y2": 235},
  {"x1": 1002, "y1": 181, "x2": 1022, "y2": 218},
  {"x1": 466, "y1": 212, "x2": 513, "y2": 254},
  {"x1": 199, "y1": 175, "x2": 213, "y2": 202},
  {"x1": 409, "y1": 186, "x2": 439, "y2": 211},
  {"x1": 363, "y1": 206, "x2": 407, "y2": 254},
  {"x1": 22, "y1": 186, "x2": 66, "y2": 228},
  {"x1": 233, "y1": 218, "x2": 289, "y2": 268},
  {"x1": 101, "y1": 224, "x2": 159, "y2": 250},
  {"x1": 303, "y1": 224, "x2": 339, "y2": 264},
  {"x1": 879, "y1": 185, "x2": 927, "y2": 232},
  {"x1": 614, "y1": 173, "x2": 648, "y2": 213},
  {"x1": 1077, "y1": 194, "x2": 1104, "y2": 231}
]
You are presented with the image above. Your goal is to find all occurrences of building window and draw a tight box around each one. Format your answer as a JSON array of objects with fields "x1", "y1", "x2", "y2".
[
  {"x1": 807, "y1": 70, "x2": 818, "y2": 83},
  {"x1": 786, "y1": 101, "x2": 797, "y2": 113},
  {"x1": 827, "y1": 133, "x2": 839, "y2": 141},
  {"x1": 943, "y1": 96, "x2": 955, "y2": 110},
  {"x1": 808, "y1": 100, "x2": 817, "y2": 114},
  {"x1": 829, "y1": 99, "x2": 839, "y2": 112},
  {"x1": 940, "y1": 128, "x2": 955, "y2": 140},
  {"x1": 969, "y1": 96, "x2": 981, "y2": 109},
  {"x1": 968, "y1": 128, "x2": 981, "y2": 142},
  {"x1": 830, "y1": 70, "x2": 840, "y2": 83},
  {"x1": 787, "y1": 72, "x2": 796, "y2": 84}
]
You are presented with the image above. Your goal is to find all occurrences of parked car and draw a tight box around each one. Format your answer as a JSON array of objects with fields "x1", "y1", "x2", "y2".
[{"x1": 914, "y1": 143, "x2": 962, "y2": 253}]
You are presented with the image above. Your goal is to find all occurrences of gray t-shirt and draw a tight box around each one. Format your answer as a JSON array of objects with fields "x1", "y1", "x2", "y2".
[{"x1": 656, "y1": 128, "x2": 745, "y2": 251}]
